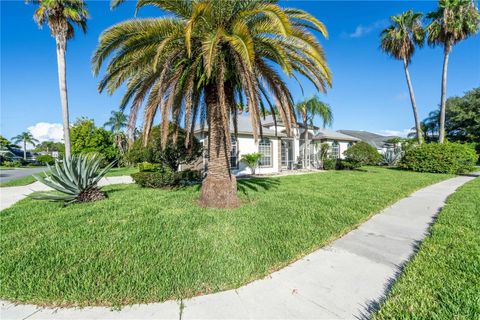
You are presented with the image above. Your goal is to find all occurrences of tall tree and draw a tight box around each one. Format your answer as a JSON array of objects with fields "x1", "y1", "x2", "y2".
[
  {"x1": 12, "y1": 132, "x2": 39, "y2": 160},
  {"x1": 426, "y1": 0, "x2": 480, "y2": 143},
  {"x1": 104, "y1": 110, "x2": 128, "y2": 153},
  {"x1": 94, "y1": 0, "x2": 332, "y2": 208},
  {"x1": 295, "y1": 96, "x2": 333, "y2": 168},
  {"x1": 27, "y1": 0, "x2": 89, "y2": 158},
  {"x1": 381, "y1": 10, "x2": 425, "y2": 144}
]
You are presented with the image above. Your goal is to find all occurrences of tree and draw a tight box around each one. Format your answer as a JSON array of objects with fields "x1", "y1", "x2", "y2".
[
  {"x1": 426, "y1": 0, "x2": 480, "y2": 143},
  {"x1": 0, "y1": 135, "x2": 13, "y2": 149},
  {"x1": 12, "y1": 132, "x2": 39, "y2": 160},
  {"x1": 104, "y1": 110, "x2": 128, "y2": 154},
  {"x1": 240, "y1": 153, "x2": 262, "y2": 175},
  {"x1": 34, "y1": 141, "x2": 65, "y2": 154},
  {"x1": 381, "y1": 10, "x2": 425, "y2": 144},
  {"x1": 125, "y1": 124, "x2": 203, "y2": 171},
  {"x1": 445, "y1": 87, "x2": 480, "y2": 143},
  {"x1": 94, "y1": 0, "x2": 332, "y2": 208},
  {"x1": 27, "y1": 0, "x2": 89, "y2": 159},
  {"x1": 295, "y1": 96, "x2": 332, "y2": 168},
  {"x1": 70, "y1": 118, "x2": 119, "y2": 163}
]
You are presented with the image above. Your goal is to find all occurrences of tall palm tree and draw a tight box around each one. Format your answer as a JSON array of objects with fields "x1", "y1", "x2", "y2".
[
  {"x1": 381, "y1": 10, "x2": 425, "y2": 144},
  {"x1": 427, "y1": 0, "x2": 480, "y2": 143},
  {"x1": 295, "y1": 96, "x2": 332, "y2": 168},
  {"x1": 104, "y1": 110, "x2": 128, "y2": 153},
  {"x1": 27, "y1": 0, "x2": 89, "y2": 159},
  {"x1": 12, "y1": 132, "x2": 39, "y2": 160},
  {"x1": 94, "y1": 0, "x2": 331, "y2": 208}
]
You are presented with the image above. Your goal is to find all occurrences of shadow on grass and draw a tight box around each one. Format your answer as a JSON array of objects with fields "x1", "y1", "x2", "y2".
[{"x1": 237, "y1": 177, "x2": 280, "y2": 195}]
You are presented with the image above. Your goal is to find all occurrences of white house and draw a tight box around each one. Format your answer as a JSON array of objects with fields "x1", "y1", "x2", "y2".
[{"x1": 194, "y1": 115, "x2": 361, "y2": 176}]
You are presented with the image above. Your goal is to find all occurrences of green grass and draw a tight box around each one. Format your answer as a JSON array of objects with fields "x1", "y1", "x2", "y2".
[
  {"x1": 374, "y1": 176, "x2": 480, "y2": 320},
  {"x1": 0, "y1": 167, "x2": 452, "y2": 307},
  {"x1": 0, "y1": 167, "x2": 138, "y2": 187}
]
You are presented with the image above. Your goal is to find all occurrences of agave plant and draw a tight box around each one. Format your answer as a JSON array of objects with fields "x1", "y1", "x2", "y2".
[
  {"x1": 382, "y1": 149, "x2": 402, "y2": 166},
  {"x1": 33, "y1": 154, "x2": 115, "y2": 205}
]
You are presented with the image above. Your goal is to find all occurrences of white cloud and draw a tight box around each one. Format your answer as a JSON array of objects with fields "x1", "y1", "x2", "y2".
[
  {"x1": 377, "y1": 129, "x2": 414, "y2": 138},
  {"x1": 28, "y1": 122, "x2": 64, "y2": 143},
  {"x1": 348, "y1": 19, "x2": 388, "y2": 38}
]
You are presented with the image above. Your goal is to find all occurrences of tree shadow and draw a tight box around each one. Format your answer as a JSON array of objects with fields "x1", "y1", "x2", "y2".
[{"x1": 237, "y1": 177, "x2": 280, "y2": 195}]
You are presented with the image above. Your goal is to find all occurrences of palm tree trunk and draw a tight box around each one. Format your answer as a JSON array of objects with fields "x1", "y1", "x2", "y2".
[
  {"x1": 303, "y1": 117, "x2": 308, "y2": 169},
  {"x1": 199, "y1": 83, "x2": 238, "y2": 208},
  {"x1": 23, "y1": 140, "x2": 27, "y2": 160},
  {"x1": 438, "y1": 44, "x2": 451, "y2": 144},
  {"x1": 403, "y1": 58, "x2": 423, "y2": 144},
  {"x1": 55, "y1": 35, "x2": 72, "y2": 159}
]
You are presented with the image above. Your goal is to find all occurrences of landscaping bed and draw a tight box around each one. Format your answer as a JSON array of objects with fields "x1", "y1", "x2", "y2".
[
  {"x1": 0, "y1": 167, "x2": 451, "y2": 307},
  {"x1": 374, "y1": 176, "x2": 480, "y2": 319}
]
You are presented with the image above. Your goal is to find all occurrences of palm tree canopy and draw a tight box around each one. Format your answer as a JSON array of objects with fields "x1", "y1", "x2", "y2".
[
  {"x1": 380, "y1": 10, "x2": 425, "y2": 64},
  {"x1": 295, "y1": 96, "x2": 333, "y2": 128},
  {"x1": 12, "y1": 132, "x2": 39, "y2": 146},
  {"x1": 104, "y1": 110, "x2": 128, "y2": 133},
  {"x1": 426, "y1": 0, "x2": 480, "y2": 48},
  {"x1": 93, "y1": 0, "x2": 332, "y2": 147},
  {"x1": 27, "y1": 0, "x2": 88, "y2": 40}
]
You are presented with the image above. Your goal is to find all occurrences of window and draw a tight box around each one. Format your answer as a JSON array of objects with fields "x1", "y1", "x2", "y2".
[
  {"x1": 258, "y1": 138, "x2": 272, "y2": 167},
  {"x1": 332, "y1": 141, "x2": 340, "y2": 159},
  {"x1": 347, "y1": 142, "x2": 354, "y2": 148},
  {"x1": 230, "y1": 137, "x2": 238, "y2": 169}
]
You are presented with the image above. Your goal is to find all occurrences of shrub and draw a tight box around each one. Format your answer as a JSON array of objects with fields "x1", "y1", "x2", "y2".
[
  {"x1": 240, "y1": 153, "x2": 262, "y2": 174},
  {"x1": 336, "y1": 159, "x2": 361, "y2": 170},
  {"x1": 33, "y1": 154, "x2": 116, "y2": 205},
  {"x1": 344, "y1": 142, "x2": 382, "y2": 166},
  {"x1": 36, "y1": 154, "x2": 55, "y2": 165},
  {"x1": 3, "y1": 160, "x2": 22, "y2": 167},
  {"x1": 138, "y1": 162, "x2": 161, "y2": 172},
  {"x1": 322, "y1": 158, "x2": 336, "y2": 170},
  {"x1": 132, "y1": 168, "x2": 201, "y2": 188},
  {"x1": 399, "y1": 142, "x2": 477, "y2": 174},
  {"x1": 382, "y1": 149, "x2": 402, "y2": 166}
]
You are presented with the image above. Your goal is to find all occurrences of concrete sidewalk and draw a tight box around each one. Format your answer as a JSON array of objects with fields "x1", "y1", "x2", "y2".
[
  {"x1": 1, "y1": 173, "x2": 478, "y2": 319},
  {"x1": 0, "y1": 176, "x2": 133, "y2": 211}
]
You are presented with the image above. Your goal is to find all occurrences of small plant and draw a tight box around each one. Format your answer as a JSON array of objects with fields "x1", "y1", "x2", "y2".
[
  {"x1": 382, "y1": 149, "x2": 402, "y2": 166},
  {"x1": 322, "y1": 158, "x2": 337, "y2": 170},
  {"x1": 344, "y1": 142, "x2": 382, "y2": 166},
  {"x1": 33, "y1": 154, "x2": 115, "y2": 205},
  {"x1": 3, "y1": 160, "x2": 22, "y2": 168},
  {"x1": 36, "y1": 154, "x2": 55, "y2": 165},
  {"x1": 241, "y1": 153, "x2": 262, "y2": 175},
  {"x1": 138, "y1": 162, "x2": 161, "y2": 172}
]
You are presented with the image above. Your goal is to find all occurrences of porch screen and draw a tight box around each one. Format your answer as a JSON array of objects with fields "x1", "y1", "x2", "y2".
[
  {"x1": 230, "y1": 136, "x2": 238, "y2": 169},
  {"x1": 258, "y1": 138, "x2": 272, "y2": 167}
]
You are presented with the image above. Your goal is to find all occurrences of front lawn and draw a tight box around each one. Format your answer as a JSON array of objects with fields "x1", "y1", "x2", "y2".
[
  {"x1": 374, "y1": 176, "x2": 480, "y2": 319},
  {"x1": 0, "y1": 167, "x2": 451, "y2": 307}
]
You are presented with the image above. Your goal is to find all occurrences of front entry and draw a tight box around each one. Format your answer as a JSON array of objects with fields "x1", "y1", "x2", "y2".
[{"x1": 281, "y1": 139, "x2": 294, "y2": 170}]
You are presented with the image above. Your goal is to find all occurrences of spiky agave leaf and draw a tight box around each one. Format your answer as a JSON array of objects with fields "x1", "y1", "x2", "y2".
[{"x1": 32, "y1": 154, "x2": 116, "y2": 205}]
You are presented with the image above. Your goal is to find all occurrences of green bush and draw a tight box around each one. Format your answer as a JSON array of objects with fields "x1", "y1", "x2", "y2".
[
  {"x1": 36, "y1": 154, "x2": 55, "y2": 165},
  {"x1": 3, "y1": 160, "x2": 22, "y2": 168},
  {"x1": 131, "y1": 168, "x2": 201, "y2": 188},
  {"x1": 344, "y1": 142, "x2": 382, "y2": 166},
  {"x1": 240, "y1": 153, "x2": 262, "y2": 174},
  {"x1": 399, "y1": 142, "x2": 477, "y2": 174},
  {"x1": 138, "y1": 162, "x2": 161, "y2": 172},
  {"x1": 336, "y1": 159, "x2": 361, "y2": 170},
  {"x1": 322, "y1": 158, "x2": 337, "y2": 170}
]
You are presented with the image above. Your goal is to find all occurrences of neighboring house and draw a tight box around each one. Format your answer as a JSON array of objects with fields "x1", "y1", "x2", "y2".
[
  {"x1": 337, "y1": 130, "x2": 399, "y2": 154},
  {"x1": 194, "y1": 115, "x2": 360, "y2": 176}
]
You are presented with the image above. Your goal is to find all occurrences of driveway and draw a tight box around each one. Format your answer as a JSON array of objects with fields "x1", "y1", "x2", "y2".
[{"x1": 0, "y1": 167, "x2": 47, "y2": 183}]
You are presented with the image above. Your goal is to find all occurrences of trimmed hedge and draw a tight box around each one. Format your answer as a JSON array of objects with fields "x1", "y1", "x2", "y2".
[
  {"x1": 131, "y1": 168, "x2": 201, "y2": 188},
  {"x1": 399, "y1": 142, "x2": 477, "y2": 174},
  {"x1": 344, "y1": 142, "x2": 382, "y2": 166}
]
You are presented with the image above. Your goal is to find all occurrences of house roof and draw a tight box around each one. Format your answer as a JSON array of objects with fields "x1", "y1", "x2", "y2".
[
  {"x1": 312, "y1": 129, "x2": 360, "y2": 142},
  {"x1": 337, "y1": 130, "x2": 398, "y2": 149},
  {"x1": 194, "y1": 115, "x2": 286, "y2": 137},
  {"x1": 260, "y1": 115, "x2": 318, "y2": 129}
]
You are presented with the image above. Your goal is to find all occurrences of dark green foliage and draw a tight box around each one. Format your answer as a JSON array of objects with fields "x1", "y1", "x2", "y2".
[
  {"x1": 34, "y1": 141, "x2": 65, "y2": 154},
  {"x1": 36, "y1": 154, "x2": 55, "y2": 165},
  {"x1": 131, "y1": 168, "x2": 201, "y2": 188},
  {"x1": 125, "y1": 125, "x2": 202, "y2": 171},
  {"x1": 0, "y1": 168, "x2": 450, "y2": 306},
  {"x1": 70, "y1": 118, "x2": 119, "y2": 164},
  {"x1": 400, "y1": 142, "x2": 477, "y2": 174},
  {"x1": 336, "y1": 159, "x2": 361, "y2": 170},
  {"x1": 322, "y1": 158, "x2": 337, "y2": 170},
  {"x1": 445, "y1": 87, "x2": 480, "y2": 143},
  {"x1": 374, "y1": 177, "x2": 480, "y2": 319},
  {"x1": 33, "y1": 154, "x2": 116, "y2": 205},
  {"x1": 344, "y1": 142, "x2": 382, "y2": 166}
]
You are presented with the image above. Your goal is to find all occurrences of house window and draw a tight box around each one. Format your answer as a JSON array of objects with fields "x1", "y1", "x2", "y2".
[
  {"x1": 230, "y1": 136, "x2": 238, "y2": 169},
  {"x1": 258, "y1": 138, "x2": 272, "y2": 167},
  {"x1": 332, "y1": 141, "x2": 340, "y2": 159},
  {"x1": 347, "y1": 142, "x2": 354, "y2": 148}
]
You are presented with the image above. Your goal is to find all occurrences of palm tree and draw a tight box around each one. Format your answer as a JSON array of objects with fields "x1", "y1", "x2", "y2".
[
  {"x1": 12, "y1": 132, "x2": 39, "y2": 160},
  {"x1": 295, "y1": 96, "x2": 332, "y2": 168},
  {"x1": 27, "y1": 0, "x2": 89, "y2": 159},
  {"x1": 94, "y1": 0, "x2": 331, "y2": 208},
  {"x1": 104, "y1": 110, "x2": 128, "y2": 153},
  {"x1": 427, "y1": 0, "x2": 480, "y2": 143},
  {"x1": 381, "y1": 10, "x2": 425, "y2": 144}
]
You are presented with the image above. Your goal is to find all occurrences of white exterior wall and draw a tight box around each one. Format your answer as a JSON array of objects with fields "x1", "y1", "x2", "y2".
[
  {"x1": 234, "y1": 135, "x2": 280, "y2": 175},
  {"x1": 317, "y1": 140, "x2": 352, "y2": 159}
]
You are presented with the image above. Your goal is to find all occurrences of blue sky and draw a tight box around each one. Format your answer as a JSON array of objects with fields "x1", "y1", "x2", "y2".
[{"x1": 1, "y1": 0, "x2": 479, "y2": 142}]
